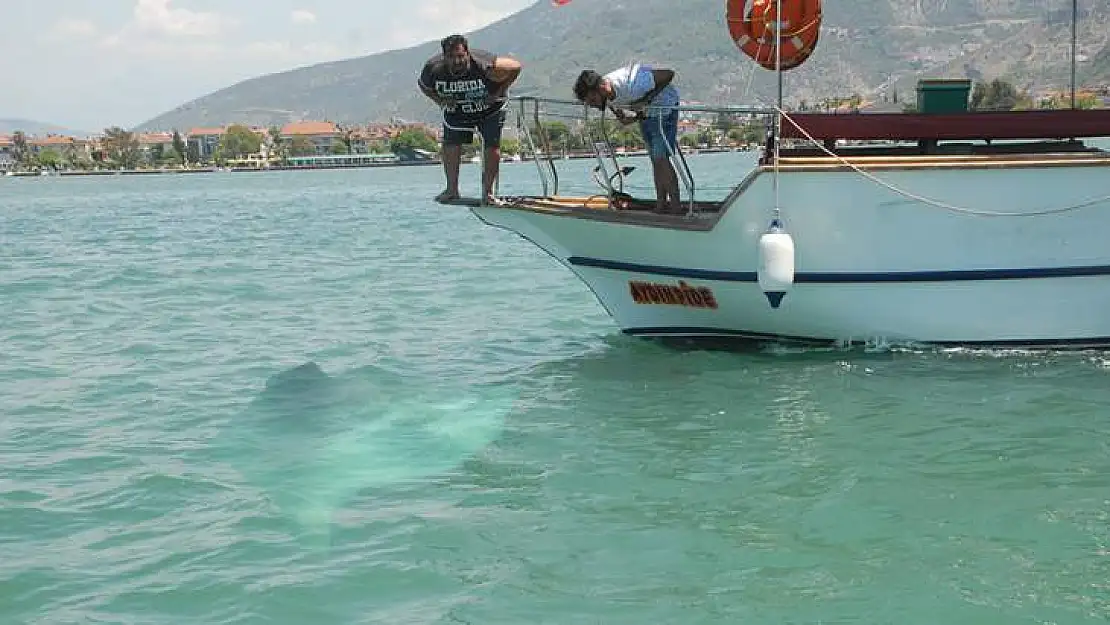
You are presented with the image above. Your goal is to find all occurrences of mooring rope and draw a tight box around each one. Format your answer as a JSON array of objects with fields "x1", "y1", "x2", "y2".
[{"x1": 775, "y1": 106, "x2": 1110, "y2": 218}]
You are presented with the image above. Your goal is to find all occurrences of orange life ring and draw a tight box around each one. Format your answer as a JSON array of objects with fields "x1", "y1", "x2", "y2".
[{"x1": 726, "y1": 0, "x2": 822, "y2": 71}]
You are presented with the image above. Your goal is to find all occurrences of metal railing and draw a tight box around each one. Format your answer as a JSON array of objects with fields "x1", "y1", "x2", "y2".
[{"x1": 509, "y1": 96, "x2": 777, "y2": 215}]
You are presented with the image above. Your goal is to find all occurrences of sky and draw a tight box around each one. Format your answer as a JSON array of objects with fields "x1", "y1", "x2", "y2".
[{"x1": 2, "y1": 0, "x2": 536, "y2": 132}]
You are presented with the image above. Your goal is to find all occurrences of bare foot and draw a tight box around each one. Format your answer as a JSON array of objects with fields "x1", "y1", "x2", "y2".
[
  {"x1": 435, "y1": 189, "x2": 460, "y2": 203},
  {"x1": 481, "y1": 195, "x2": 505, "y2": 206}
]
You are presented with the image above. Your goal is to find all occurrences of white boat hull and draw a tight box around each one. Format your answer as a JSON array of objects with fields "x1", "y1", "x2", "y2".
[{"x1": 472, "y1": 159, "x2": 1110, "y2": 347}]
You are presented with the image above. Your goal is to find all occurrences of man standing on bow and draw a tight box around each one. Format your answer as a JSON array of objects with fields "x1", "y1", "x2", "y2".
[
  {"x1": 573, "y1": 63, "x2": 682, "y2": 214},
  {"x1": 418, "y1": 34, "x2": 522, "y2": 205}
]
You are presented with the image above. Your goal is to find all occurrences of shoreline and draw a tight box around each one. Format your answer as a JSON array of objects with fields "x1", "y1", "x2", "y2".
[
  {"x1": 2, "y1": 147, "x2": 740, "y2": 178},
  {"x1": 4, "y1": 159, "x2": 443, "y2": 177}
]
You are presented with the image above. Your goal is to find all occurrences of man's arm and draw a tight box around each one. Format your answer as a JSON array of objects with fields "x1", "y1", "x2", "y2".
[
  {"x1": 418, "y1": 62, "x2": 451, "y2": 107},
  {"x1": 631, "y1": 68, "x2": 675, "y2": 107},
  {"x1": 487, "y1": 56, "x2": 522, "y2": 98},
  {"x1": 418, "y1": 80, "x2": 442, "y2": 105}
]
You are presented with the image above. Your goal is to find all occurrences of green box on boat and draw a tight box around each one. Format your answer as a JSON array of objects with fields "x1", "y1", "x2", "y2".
[{"x1": 915, "y1": 79, "x2": 972, "y2": 114}]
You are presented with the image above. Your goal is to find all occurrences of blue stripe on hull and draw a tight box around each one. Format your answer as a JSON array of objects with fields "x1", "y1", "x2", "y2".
[{"x1": 568, "y1": 257, "x2": 1110, "y2": 283}]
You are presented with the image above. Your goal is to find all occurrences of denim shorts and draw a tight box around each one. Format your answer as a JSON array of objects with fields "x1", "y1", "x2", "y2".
[
  {"x1": 639, "y1": 110, "x2": 679, "y2": 159},
  {"x1": 442, "y1": 108, "x2": 507, "y2": 148}
]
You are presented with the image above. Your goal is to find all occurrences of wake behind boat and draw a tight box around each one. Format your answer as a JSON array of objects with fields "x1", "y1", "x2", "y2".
[{"x1": 446, "y1": 0, "x2": 1110, "y2": 348}]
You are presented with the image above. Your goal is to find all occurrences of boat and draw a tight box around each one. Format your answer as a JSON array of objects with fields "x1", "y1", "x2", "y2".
[{"x1": 445, "y1": 0, "x2": 1110, "y2": 348}]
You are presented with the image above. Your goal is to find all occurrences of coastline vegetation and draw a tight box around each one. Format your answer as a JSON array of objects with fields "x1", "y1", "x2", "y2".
[{"x1": 2, "y1": 115, "x2": 769, "y2": 175}]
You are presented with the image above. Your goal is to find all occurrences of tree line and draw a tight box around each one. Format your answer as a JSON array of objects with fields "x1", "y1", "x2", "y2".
[{"x1": 3, "y1": 124, "x2": 447, "y2": 172}]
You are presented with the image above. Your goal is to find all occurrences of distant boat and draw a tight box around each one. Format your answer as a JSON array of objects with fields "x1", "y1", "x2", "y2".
[{"x1": 447, "y1": 0, "x2": 1110, "y2": 349}]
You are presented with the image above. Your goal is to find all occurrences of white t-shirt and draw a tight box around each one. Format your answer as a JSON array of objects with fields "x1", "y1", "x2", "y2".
[{"x1": 603, "y1": 64, "x2": 680, "y2": 117}]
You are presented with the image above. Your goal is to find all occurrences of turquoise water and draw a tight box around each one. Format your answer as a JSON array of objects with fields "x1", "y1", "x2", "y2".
[{"x1": 2, "y1": 153, "x2": 1109, "y2": 624}]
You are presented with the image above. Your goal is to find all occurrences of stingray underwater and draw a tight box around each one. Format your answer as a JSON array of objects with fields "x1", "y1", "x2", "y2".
[{"x1": 212, "y1": 361, "x2": 516, "y2": 543}]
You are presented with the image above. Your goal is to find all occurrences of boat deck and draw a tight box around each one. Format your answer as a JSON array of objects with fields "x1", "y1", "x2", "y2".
[
  {"x1": 441, "y1": 108, "x2": 1110, "y2": 225},
  {"x1": 440, "y1": 194, "x2": 726, "y2": 230},
  {"x1": 441, "y1": 143, "x2": 1110, "y2": 227}
]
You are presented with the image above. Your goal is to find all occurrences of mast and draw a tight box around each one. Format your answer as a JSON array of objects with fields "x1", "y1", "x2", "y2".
[
  {"x1": 776, "y1": 0, "x2": 784, "y2": 110},
  {"x1": 772, "y1": 0, "x2": 782, "y2": 218},
  {"x1": 1070, "y1": 0, "x2": 1078, "y2": 109}
]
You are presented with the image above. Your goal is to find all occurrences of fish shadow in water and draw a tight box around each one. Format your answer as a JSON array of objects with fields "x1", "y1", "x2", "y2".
[{"x1": 215, "y1": 361, "x2": 516, "y2": 542}]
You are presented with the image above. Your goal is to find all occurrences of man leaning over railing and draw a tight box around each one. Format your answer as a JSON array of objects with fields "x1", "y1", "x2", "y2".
[
  {"x1": 419, "y1": 34, "x2": 522, "y2": 205},
  {"x1": 573, "y1": 63, "x2": 682, "y2": 214}
]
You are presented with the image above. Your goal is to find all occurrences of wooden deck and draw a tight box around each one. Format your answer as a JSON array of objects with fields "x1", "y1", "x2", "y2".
[{"x1": 438, "y1": 194, "x2": 725, "y2": 230}]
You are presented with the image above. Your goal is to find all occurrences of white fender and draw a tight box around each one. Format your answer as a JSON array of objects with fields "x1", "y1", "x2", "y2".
[{"x1": 758, "y1": 218, "x2": 795, "y2": 309}]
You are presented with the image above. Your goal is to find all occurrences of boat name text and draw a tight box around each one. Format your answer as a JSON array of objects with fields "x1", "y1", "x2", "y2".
[{"x1": 629, "y1": 280, "x2": 718, "y2": 309}]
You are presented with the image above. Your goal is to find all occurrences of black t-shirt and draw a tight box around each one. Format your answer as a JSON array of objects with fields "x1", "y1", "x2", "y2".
[{"x1": 419, "y1": 48, "x2": 504, "y2": 122}]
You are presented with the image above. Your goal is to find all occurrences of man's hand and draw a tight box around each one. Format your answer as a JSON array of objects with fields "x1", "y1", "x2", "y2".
[
  {"x1": 613, "y1": 108, "x2": 643, "y2": 125},
  {"x1": 420, "y1": 85, "x2": 453, "y2": 109},
  {"x1": 437, "y1": 93, "x2": 461, "y2": 110}
]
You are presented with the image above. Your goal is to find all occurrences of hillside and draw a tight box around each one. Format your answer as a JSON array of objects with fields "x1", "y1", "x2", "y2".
[
  {"x1": 137, "y1": 0, "x2": 1110, "y2": 131},
  {"x1": 0, "y1": 119, "x2": 91, "y2": 137}
]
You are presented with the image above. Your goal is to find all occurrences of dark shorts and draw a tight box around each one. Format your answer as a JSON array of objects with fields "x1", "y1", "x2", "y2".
[
  {"x1": 639, "y1": 110, "x2": 679, "y2": 159},
  {"x1": 443, "y1": 108, "x2": 507, "y2": 148}
]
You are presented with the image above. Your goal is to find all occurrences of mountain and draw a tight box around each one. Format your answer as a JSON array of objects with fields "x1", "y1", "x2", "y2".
[
  {"x1": 137, "y1": 0, "x2": 1110, "y2": 131},
  {"x1": 0, "y1": 118, "x2": 92, "y2": 137}
]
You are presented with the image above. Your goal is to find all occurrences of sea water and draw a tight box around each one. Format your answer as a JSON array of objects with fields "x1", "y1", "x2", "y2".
[{"x1": 2, "y1": 152, "x2": 1108, "y2": 624}]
